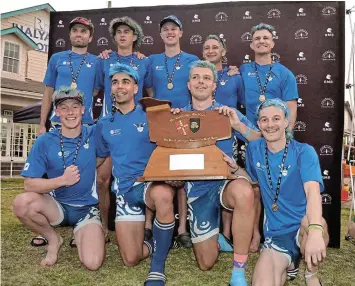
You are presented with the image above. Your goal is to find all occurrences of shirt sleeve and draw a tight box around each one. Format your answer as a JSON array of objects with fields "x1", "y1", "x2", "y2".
[
  {"x1": 232, "y1": 109, "x2": 259, "y2": 142},
  {"x1": 245, "y1": 145, "x2": 258, "y2": 182},
  {"x1": 95, "y1": 121, "x2": 110, "y2": 158},
  {"x1": 43, "y1": 54, "x2": 58, "y2": 88},
  {"x1": 281, "y1": 70, "x2": 299, "y2": 101},
  {"x1": 95, "y1": 58, "x2": 105, "y2": 91},
  {"x1": 297, "y1": 144, "x2": 324, "y2": 193},
  {"x1": 21, "y1": 136, "x2": 48, "y2": 178},
  {"x1": 144, "y1": 58, "x2": 153, "y2": 89}
]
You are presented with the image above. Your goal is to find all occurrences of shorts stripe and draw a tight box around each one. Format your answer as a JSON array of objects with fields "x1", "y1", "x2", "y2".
[{"x1": 115, "y1": 215, "x2": 145, "y2": 222}]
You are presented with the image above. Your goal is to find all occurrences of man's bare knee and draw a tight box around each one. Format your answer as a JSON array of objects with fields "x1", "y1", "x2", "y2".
[
  {"x1": 13, "y1": 193, "x2": 36, "y2": 218},
  {"x1": 120, "y1": 252, "x2": 141, "y2": 267},
  {"x1": 196, "y1": 254, "x2": 217, "y2": 271},
  {"x1": 81, "y1": 254, "x2": 103, "y2": 271}
]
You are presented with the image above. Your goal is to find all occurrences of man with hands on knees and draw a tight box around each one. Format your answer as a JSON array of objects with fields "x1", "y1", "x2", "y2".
[
  {"x1": 172, "y1": 60, "x2": 260, "y2": 286},
  {"x1": 245, "y1": 98, "x2": 328, "y2": 286},
  {"x1": 13, "y1": 87, "x2": 105, "y2": 270}
]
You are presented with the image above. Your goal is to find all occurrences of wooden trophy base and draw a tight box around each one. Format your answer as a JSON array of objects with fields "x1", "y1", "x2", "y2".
[{"x1": 138, "y1": 145, "x2": 236, "y2": 181}]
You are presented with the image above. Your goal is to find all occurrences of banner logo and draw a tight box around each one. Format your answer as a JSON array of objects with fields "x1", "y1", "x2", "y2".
[
  {"x1": 241, "y1": 32, "x2": 252, "y2": 42},
  {"x1": 321, "y1": 98, "x2": 335, "y2": 108},
  {"x1": 243, "y1": 54, "x2": 251, "y2": 63},
  {"x1": 144, "y1": 16, "x2": 152, "y2": 24},
  {"x1": 297, "y1": 8, "x2": 306, "y2": 17},
  {"x1": 267, "y1": 9, "x2": 281, "y2": 19},
  {"x1": 100, "y1": 18, "x2": 107, "y2": 26},
  {"x1": 325, "y1": 28, "x2": 334, "y2": 37},
  {"x1": 243, "y1": 11, "x2": 252, "y2": 20},
  {"x1": 271, "y1": 52, "x2": 281, "y2": 62},
  {"x1": 190, "y1": 35, "x2": 202, "y2": 44},
  {"x1": 321, "y1": 194, "x2": 332, "y2": 204},
  {"x1": 320, "y1": 145, "x2": 333, "y2": 156},
  {"x1": 323, "y1": 122, "x2": 332, "y2": 132},
  {"x1": 192, "y1": 14, "x2": 201, "y2": 23},
  {"x1": 272, "y1": 30, "x2": 279, "y2": 40},
  {"x1": 296, "y1": 74, "x2": 307, "y2": 84},
  {"x1": 322, "y1": 6, "x2": 336, "y2": 16},
  {"x1": 142, "y1": 36, "x2": 154, "y2": 45},
  {"x1": 55, "y1": 38, "x2": 65, "y2": 47},
  {"x1": 295, "y1": 29, "x2": 308, "y2": 39},
  {"x1": 57, "y1": 20, "x2": 64, "y2": 28},
  {"x1": 322, "y1": 170, "x2": 331, "y2": 180},
  {"x1": 322, "y1": 50, "x2": 336, "y2": 61},
  {"x1": 297, "y1": 98, "x2": 305, "y2": 107},
  {"x1": 294, "y1": 121, "x2": 306, "y2": 132},
  {"x1": 97, "y1": 37, "x2": 108, "y2": 46},
  {"x1": 297, "y1": 51, "x2": 306, "y2": 61},
  {"x1": 215, "y1": 12, "x2": 228, "y2": 22},
  {"x1": 324, "y1": 74, "x2": 333, "y2": 84}
]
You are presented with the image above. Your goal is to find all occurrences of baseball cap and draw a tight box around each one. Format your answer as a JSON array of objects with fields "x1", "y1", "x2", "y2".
[
  {"x1": 159, "y1": 15, "x2": 182, "y2": 30},
  {"x1": 109, "y1": 63, "x2": 140, "y2": 84},
  {"x1": 69, "y1": 17, "x2": 94, "y2": 35},
  {"x1": 53, "y1": 86, "x2": 84, "y2": 106}
]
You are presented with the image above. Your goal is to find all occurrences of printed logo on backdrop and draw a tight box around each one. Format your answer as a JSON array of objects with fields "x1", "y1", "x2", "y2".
[
  {"x1": 271, "y1": 52, "x2": 281, "y2": 62},
  {"x1": 100, "y1": 18, "x2": 107, "y2": 26},
  {"x1": 324, "y1": 74, "x2": 333, "y2": 84},
  {"x1": 297, "y1": 8, "x2": 306, "y2": 17},
  {"x1": 297, "y1": 52, "x2": 306, "y2": 61},
  {"x1": 55, "y1": 38, "x2": 65, "y2": 48},
  {"x1": 142, "y1": 36, "x2": 154, "y2": 45},
  {"x1": 97, "y1": 37, "x2": 108, "y2": 46},
  {"x1": 222, "y1": 56, "x2": 228, "y2": 65},
  {"x1": 272, "y1": 30, "x2": 279, "y2": 40},
  {"x1": 95, "y1": 98, "x2": 103, "y2": 107},
  {"x1": 192, "y1": 14, "x2": 201, "y2": 23},
  {"x1": 215, "y1": 12, "x2": 228, "y2": 22},
  {"x1": 321, "y1": 98, "x2": 335, "y2": 108},
  {"x1": 268, "y1": 9, "x2": 281, "y2": 19},
  {"x1": 294, "y1": 121, "x2": 306, "y2": 132},
  {"x1": 243, "y1": 11, "x2": 252, "y2": 20},
  {"x1": 323, "y1": 122, "x2": 332, "y2": 132},
  {"x1": 190, "y1": 35, "x2": 202, "y2": 44},
  {"x1": 322, "y1": 50, "x2": 336, "y2": 61},
  {"x1": 243, "y1": 54, "x2": 251, "y2": 63},
  {"x1": 297, "y1": 98, "x2": 305, "y2": 107},
  {"x1": 57, "y1": 20, "x2": 64, "y2": 28},
  {"x1": 325, "y1": 28, "x2": 334, "y2": 37},
  {"x1": 322, "y1": 194, "x2": 332, "y2": 204},
  {"x1": 241, "y1": 32, "x2": 252, "y2": 42},
  {"x1": 322, "y1": 6, "x2": 336, "y2": 16},
  {"x1": 320, "y1": 145, "x2": 333, "y2": 156},
  {"x1": 296, "y1": 74, "x2": 307, "y2": 84},
  {"x1": 295, "y1": 29, "x2": 308, "y2": 40},
  {"x1": 144, "y1": 16, "x2": 152, "y2": 24},
  {"x1": 323, "y1": 170, "x2": 331, "y2": 180}
]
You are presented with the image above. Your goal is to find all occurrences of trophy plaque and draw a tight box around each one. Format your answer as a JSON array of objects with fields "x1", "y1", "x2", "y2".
[{"x1": 138, "y1": 97, "x2": 237, "y2": 181}]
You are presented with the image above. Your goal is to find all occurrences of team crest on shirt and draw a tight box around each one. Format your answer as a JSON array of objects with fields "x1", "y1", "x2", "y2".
[
  {"x1": 220, "y1": 80, "x2": 227, "y2": 86},
  {"x1": 132, "y1": 65, "x2": 139, "y2": 71},
  {"x1": 268, "y1": 75, "x2": 273, "y2": 81},
  {"x1": 155, "y1": 66, "x2": 164, "y2": 71},
  {"x1": 279, "y1": 165, "x2": 291, "y2": 176},
  {"x1": 58, "y1": 151, "x2": 70, "y2": 157},
  {"x1": 256, "y1": 162, "x2": 265, "y2": 170},
  {"x1": 84, "y1": 139, "x2": 89, "y2": 149},
  {"x1": 176, "y1": 65, "x2": 182, "y2": 70},
  {"x1": 134, "y1": 123, "x2": 146, "y2": 132}
]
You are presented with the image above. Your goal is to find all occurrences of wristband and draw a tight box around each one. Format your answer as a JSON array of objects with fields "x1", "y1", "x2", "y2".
[
  {"x1": 308, "y1": 224, "x2": 324, "y2": 235},
  {"x1": 242, "y1": 127, "x2": 251, "y2": 139}
]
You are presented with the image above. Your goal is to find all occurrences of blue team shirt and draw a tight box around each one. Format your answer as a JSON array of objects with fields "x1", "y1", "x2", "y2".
[
  {"x1": 95, "y1": 53, "x2": 152, "y2": 118},
  {"x1": 214, "y1": 67, "x2": 245, "y2": 108},
  {"x1": 43, "y1": 50, "x2": 98, "y2": 124},
  {"x1": 21, "y1": 126, "x2": 98, "y2": 206},
  {"x1": 149, "y1": 52, "x2": 199, "y2": 108},
  {"x1": 240, "y1": 62, "x2": 298, "y2": 125},
  {"x1": 95, "y1": 105, "x2": 156, "y2": 195},
  {"x1": 184, "y1": 101, "x2": 258, "y2": 198},
  {"x1": 245, "y1": 138, "x2": 324, "y2": 237}
]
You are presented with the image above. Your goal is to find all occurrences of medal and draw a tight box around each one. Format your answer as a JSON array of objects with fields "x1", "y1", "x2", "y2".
[
  {"x1": 71, "y1": 82, "x2": 77, "y2": 89},
  {"x1": 164, "y1": 52, "x2": 182, "y2": 92},
  {"x1": 255, "y1": 63, "x2": 273, "y2": 103},
  {"x1": 272, "y1": 202, "x2": 278, "y2": 212},
  {"x1": 259, "y1": 94, "x2": 266, "y2": 102},
  {"x1": 167, "y1": 82, "x2": 174, "y2": 89}
]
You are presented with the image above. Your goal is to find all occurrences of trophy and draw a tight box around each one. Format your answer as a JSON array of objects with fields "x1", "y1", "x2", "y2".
[{"x1": 138, "y1": 98, "x2": 237, "y2": 181}]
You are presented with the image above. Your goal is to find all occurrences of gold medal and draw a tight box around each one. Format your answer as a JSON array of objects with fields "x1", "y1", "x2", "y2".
[
  {"x1": 71, "y1": 82, "x2": 77, "y2": 89},
  {"x1": 259, "y1": 94, "x2": 266, "y2": 102},
  {"x1": 167, "y1": 82, "x2": 174, "y2": 90},
  {"x1": 272, "y1": 202, "x2": 278, "y2": 212}
]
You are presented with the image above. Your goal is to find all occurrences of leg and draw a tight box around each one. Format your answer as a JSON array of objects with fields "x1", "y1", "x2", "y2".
[
  {"x1": 145, "y1": 183, "x2": 175, "y2": 284},
  {"x1": 299, "y1": 216, "x2": 329, "y2": 286},
  {"x1": 144, "y1": 207, "x2": 154, "y2": 240},
  {"x1": 221, "y1": 209, "x2": 232, "y2": 239},
  {"x1": 193, "y1": 235, "x2": 219, "y2": 271},
  {"x1": 221, "y1": 178, "x2": 255, "y2": 286},
  {"x1": 252, "y1": 249, "x2": 289, "y2": 286},
  {"x1": 176, "y1": 187, "x2": 192, "y2": 248},
  {"x1": 13, "y1": 192, "x2": 63, "y2": 267},
  {"x1": 97, "y1": 156, "x2": 112, "y2": 236},
  {"x1": 250, "y1": 186, "x2": 262, "y2": 253}
]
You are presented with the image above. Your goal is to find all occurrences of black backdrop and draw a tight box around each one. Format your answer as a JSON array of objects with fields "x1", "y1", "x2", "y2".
[{"x1": 48, "y1": 1, "x2": 345, "y2": 247}]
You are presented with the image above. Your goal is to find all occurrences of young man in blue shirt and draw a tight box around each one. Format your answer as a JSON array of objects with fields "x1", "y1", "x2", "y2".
[
  {"x1": 172, "y1": 60, "x2": 260, "y2": 286},
  {"x1": 96, "y1": 63, "x2": 176, "y2": 285},
  {"x1": 13, "y1": 87, "x2": 105, "y2": 270},
  {"x1": 245, "y1": 98, "x2": 329, "y2": 286},
  {"x1": 40, "y1": 17, "x2": 98, "y2": 134},
  {"x1": 95, "y1": 16, "x2": 153, "y2": 237}
]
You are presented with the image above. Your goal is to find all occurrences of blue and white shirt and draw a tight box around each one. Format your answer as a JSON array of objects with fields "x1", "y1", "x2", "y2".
[
  {"x1": 22, "y1": 126, "x2": 98, "y2": 206},
  {"x1": 245, "y1": 138, "x2": 324, "y2": 237}
]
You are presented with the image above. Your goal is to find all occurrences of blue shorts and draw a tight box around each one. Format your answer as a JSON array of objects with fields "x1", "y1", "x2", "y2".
[
  {"x1": 187, "y1": 180, "x2": 228, "y2": 244},
  {"x1": 50, "y1": 199, "x2": 102, "y2": 234},
  {"x1": 261, "y1": 229, "x2": 301, "y2": 266},
  {"x1": 115, "y1": 182, "x2": 150, "y2": 222}
]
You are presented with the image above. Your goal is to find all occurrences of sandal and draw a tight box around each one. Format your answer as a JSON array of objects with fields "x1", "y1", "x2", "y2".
[
  {"x1": 176, "y1": 232, "x2": 192, "y2": 248},
  {"x1": 144, "y1": 228, "x2": 153, "y2": 241},
  {"x1": 30, "y1": 235, "x2": 48, "y2": 247}
]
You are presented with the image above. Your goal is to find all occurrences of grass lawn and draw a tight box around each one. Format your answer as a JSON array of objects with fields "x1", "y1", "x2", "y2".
[{"x1": 1, "y1": 178, "x2": 355, "y2": 286}]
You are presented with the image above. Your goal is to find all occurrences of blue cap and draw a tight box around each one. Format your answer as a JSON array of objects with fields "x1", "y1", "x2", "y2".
[
  {"x1": 159, "y1": 15, "x2": 182, "y2": 30},
  {"x1": 109, "y1": 63, "x2": 139, "y2": 83}
]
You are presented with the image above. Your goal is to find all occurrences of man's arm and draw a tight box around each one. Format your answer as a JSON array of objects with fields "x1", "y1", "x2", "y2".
[
  {"x1": 304, "y1": 181, "x2": 323, "y2": 225},
  {"x1": 96, "y1": 157, "x2": 106, "y2": 168},
  {"x1": 286, "y1": 100, "x2": 297, "y2": 131},
  {"x1": 38, "y1": 86, "x2": 54, "y2": 135},
  {"x1": 145, "y1": 87, "x2": 154, "y2": 98}
]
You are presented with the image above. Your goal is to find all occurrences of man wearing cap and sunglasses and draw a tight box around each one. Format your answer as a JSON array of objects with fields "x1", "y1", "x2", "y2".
[
  {"x1": 13, "y1": 87, "x2": 105, "y2": 270},
  {"x1": 94, "y1": 16, "x2": 153, "y2": 237}
]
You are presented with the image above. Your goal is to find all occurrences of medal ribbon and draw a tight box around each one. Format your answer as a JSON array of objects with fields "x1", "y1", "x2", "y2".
[
  {"x1": 59, "y1": 129, "x2": 83, "y2": 170},
  {"x1": 164, "y1": 52, "x2": 182, "y2": 85},
  {"x1": 254, "y1": 63, "x2": 273, "y2": 98},
  {"x1": 69, "y1": 51, "x2": 88, "y2": 85},
  {"x1": 117, "y1": 52, "x2": 135, "y2": 68},
  {"x1": 213, "y1": 68, "x2": 225, "y2": 99},
  {"x1": 264, "y1": 140, "x2": 289, "y2": 211}
]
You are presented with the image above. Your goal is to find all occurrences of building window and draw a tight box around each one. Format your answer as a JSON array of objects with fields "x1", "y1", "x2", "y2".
[{"x1": 3, "y1": 42, "x2": 20, "y2": 73}]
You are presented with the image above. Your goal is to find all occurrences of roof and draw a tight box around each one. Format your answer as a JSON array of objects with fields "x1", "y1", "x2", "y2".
[
  {"x1": 1, "y1": 78, "x2": 44, "y2": 94},
  {"x1": 1, "y1": 3, "x2": 55, "y2": 20},
  {"x1": 1, "y1": 27, "x2": 38, "y2": 50}
]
